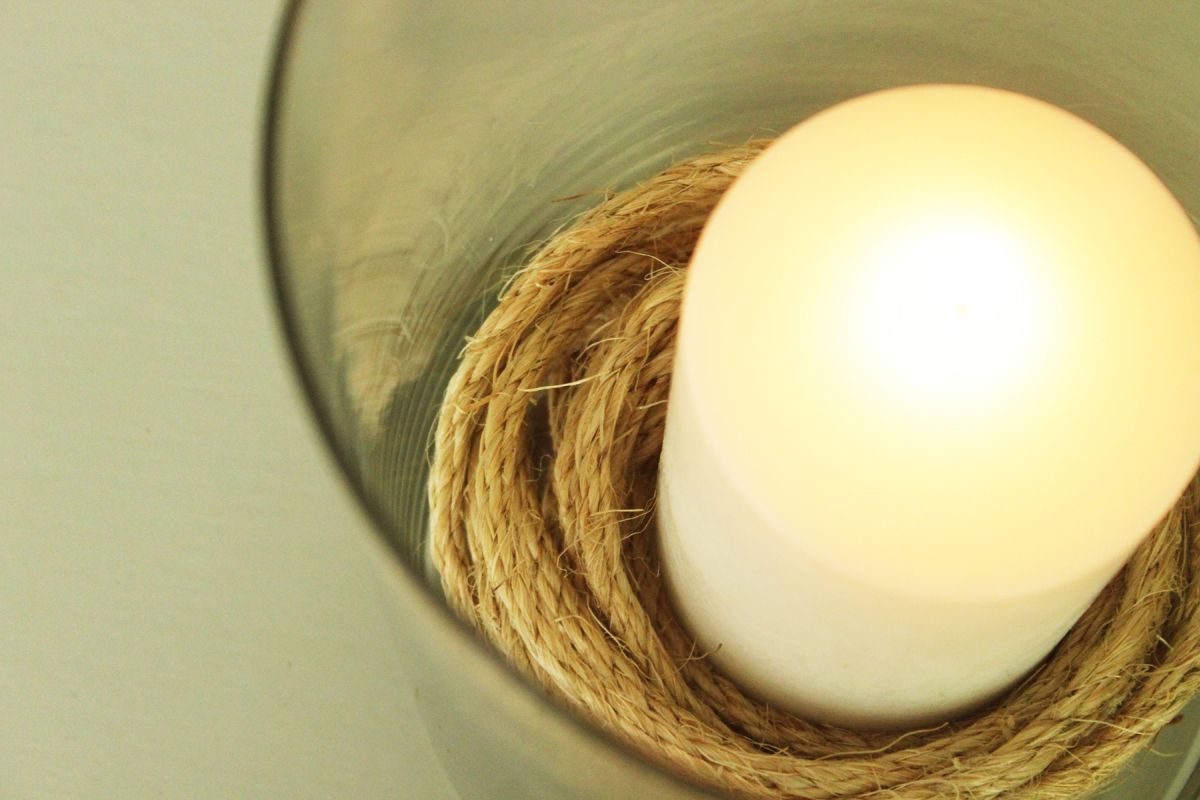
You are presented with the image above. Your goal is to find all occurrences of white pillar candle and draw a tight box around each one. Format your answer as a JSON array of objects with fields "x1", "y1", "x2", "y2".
[{"x1": 658, "y1": 84, "x2": 1200, "y2": 730}]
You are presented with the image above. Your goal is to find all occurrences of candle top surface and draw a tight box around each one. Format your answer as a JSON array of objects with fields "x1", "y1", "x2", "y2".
[{"x1": 679, "y1": 84, "x2": 1200, "y2": 601}]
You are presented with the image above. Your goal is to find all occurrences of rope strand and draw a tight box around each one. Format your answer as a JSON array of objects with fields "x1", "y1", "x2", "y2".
[{"x1": 428, "y1": 143, "x2": 1200, "y2": 799}]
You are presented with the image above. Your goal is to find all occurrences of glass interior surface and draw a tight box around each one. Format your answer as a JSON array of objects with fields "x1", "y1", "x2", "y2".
[{"x1": 265, "y1": 2, "x2": 1200, "y2": 798}]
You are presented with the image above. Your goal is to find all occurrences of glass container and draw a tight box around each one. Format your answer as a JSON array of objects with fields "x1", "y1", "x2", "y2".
[{"x1": 264, "y1": 2, "x2": 1200, "y2": 797}]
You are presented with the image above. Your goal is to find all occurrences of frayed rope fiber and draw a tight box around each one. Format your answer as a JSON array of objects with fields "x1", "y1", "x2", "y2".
[{"x1": 428, "y1": 142, "x2": 1200, "y2": 799}]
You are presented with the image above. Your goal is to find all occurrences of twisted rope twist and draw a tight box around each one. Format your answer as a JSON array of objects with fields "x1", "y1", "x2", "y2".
[{"x1": 429, "y1": 143, "x2": 1200, "y2": 799}]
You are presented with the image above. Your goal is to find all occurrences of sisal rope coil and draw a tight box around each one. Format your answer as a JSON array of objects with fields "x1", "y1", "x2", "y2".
[{"x1": 428, "y1": 142, "x2": 1200, "y2": 799}]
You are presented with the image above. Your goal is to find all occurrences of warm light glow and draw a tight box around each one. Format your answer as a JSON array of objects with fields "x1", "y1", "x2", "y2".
[
  {"x1": 659, "y1": 84, "x2": 1200, "y2": 726},
  {"x1": 854, "y1": 215, "x2": 1049, "y2": 406},
  {"x1": 676, "y1": 85, "x2": 1200, "y2": 598}
]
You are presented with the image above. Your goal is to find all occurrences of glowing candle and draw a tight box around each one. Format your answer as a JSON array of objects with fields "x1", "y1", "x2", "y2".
[{"x1": 657, "y1": 84, "x2": 1200, "y2": 729}]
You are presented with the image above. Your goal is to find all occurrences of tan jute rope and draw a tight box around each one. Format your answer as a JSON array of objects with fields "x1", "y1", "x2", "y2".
[{"x1": 428, "y1": 142, "x2": 1200, "y2": 799}]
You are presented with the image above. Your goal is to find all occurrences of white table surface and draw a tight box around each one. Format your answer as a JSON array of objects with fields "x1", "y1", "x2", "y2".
[{"x1": 1, "y1": 2, "x2": 457, "y2": 797}]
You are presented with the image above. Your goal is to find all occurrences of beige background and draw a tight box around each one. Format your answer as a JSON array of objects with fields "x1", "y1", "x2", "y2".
[{"x1": 0, "y1": 2, "x2": 456, "y2": 797}]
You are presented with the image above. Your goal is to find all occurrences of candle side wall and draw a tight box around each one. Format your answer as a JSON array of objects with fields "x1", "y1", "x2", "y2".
[{"x1": 657, "y1": 357, "x2": 1127, "y2": 730}]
